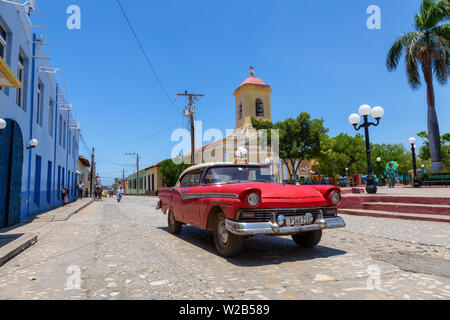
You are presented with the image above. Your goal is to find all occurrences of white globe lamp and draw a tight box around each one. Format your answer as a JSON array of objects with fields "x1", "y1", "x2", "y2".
[
  {"x1": 348, "y1": 113, "x2": 361, "y2": 125},
  {"x1": 359, "y1": 104, "x2": 372, "y2": 116},
  {"x1": 371, "y1": 106, "x2": 384, "y2": 120}
]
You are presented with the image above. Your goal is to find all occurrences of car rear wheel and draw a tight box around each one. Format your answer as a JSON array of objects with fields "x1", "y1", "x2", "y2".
[
  {"x1": 291, "y1": 230, "x2": 322, "y2": 248},
  {"x1": 213, "y1": 213, "x2": 243, "y2": 257},
  {"x1": 168, "y1": 210, "x2": 183, "y2": 234}
]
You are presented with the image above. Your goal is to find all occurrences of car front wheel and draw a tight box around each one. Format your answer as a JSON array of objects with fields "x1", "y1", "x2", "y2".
[
  {"x1": 213, "y1": 213, "x2": 243, "y2": 257},
  {"x1": 291, "y1": 230, "x2": 322, "y2": 248},
  {"x1": 168, "y1": 210, "x2": 183, "y2": 234}
]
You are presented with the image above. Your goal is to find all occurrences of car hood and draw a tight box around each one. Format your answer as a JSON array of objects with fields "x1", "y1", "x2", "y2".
[
  {"x1": 258, "y1": 183, "x2": 324, "y2": 199},
  {"x1": 206, "y1": 183, "x2": 325, "y2": 200}
]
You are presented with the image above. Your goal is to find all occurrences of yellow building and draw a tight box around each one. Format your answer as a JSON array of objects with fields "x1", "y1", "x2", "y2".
[
  {"x1": 234, "y1": 67, "x2": 272, "y2": 129},
  {"x1": 183, "y1": 67, "x2": 316, "y2": 182},
  {"x1": 183, "y1": 68, "x2": 278, "y2": 171},
  {"x1": 127, "y1": 161, "x2": 164, "y2": 195}
]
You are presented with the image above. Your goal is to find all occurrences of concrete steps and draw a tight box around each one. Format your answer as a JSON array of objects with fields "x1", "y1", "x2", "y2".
[
  {"x1": 339, "y1": 208, "x2": 450, "y2": 223},
  {"x1": 361, "y1": 202, "x2": 450, "y2": 216},
  {"x1": 338, "y1": 194, "x2": 450, "y2": 223}
]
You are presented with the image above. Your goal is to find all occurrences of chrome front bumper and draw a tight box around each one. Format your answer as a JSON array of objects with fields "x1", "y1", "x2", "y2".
[{"x1": 225, "y1": 217, "x2": 346, "y2": 236}]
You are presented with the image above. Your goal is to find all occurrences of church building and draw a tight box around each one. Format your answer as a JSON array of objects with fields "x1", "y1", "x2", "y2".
[{"x1": 184, "y1": 67, "x2": 316, "y2": 183}]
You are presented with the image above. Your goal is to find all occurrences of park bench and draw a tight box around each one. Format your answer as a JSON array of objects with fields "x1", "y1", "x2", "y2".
[{"x1": 424, "y1": 175, "x2": 450, "y2": 187}]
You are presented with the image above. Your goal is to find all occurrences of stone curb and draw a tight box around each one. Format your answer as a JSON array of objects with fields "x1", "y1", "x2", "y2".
[
  {"x1": 64, "y1": 199, "x2": 94, "y2": 221},
  {"x1": 0, "y1": 233, "x2": 38, "y2": 267}
]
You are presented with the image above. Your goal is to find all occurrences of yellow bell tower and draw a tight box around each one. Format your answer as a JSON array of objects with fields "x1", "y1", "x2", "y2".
[{"x1": 234, "y1": 67, "x2": 272, "y2": 129}]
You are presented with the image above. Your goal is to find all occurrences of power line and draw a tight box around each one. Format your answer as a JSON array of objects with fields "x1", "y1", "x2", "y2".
[
  {"x1": 116, "y1": 0, "x2": 178, "y2": 112},
  {"x1": 96, "y1": 149, "x2": 125, "y2": 167},
  {"x1": 96, "y1": 121, "x2": 184, "y2": 150},
  {"x1": 114, "y1": 0, "x2": 188, "y2": 152}
]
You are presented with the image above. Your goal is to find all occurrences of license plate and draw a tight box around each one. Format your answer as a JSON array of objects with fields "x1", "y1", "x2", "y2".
[{"x1": 285, "y1": 214, "x2": 314, "y2": 226}]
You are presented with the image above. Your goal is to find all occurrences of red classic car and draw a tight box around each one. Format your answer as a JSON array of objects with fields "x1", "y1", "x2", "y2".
[{"x1": 157, "y1": 162, "x2": 345, "y2": 257}]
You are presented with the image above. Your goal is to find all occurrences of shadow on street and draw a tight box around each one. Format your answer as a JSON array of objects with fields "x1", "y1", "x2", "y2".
[{"x1": 158, "y1": 226, "x2": 347, "y2": 267}]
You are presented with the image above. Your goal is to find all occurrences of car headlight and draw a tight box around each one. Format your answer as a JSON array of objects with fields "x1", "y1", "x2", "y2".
[
  {"x1": 330, "y1": 191, "x2": 341, "y2": 204},
  {"x1": 247, "y1": 193, "x2": 260, "y2": 207}
]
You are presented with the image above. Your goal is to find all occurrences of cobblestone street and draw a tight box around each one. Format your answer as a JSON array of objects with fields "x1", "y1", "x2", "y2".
[{"x1": 1, "y1": 196, "x2": 450, "y2": 300}]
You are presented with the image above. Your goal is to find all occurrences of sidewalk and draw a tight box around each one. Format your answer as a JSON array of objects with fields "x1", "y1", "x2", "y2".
[
  {"x1": 0, "y1": 198, "x2": 93, "y2": 267},
  {"x1": 343, "y1": 186, "x2": 450, "y2": 197}
]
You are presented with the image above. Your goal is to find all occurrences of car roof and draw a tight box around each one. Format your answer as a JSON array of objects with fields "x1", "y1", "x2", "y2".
[{"x1": 179, "y1": 162, "x2": 270, "y2": 178}]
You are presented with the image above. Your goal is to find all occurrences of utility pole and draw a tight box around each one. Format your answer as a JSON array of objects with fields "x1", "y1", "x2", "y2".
[
  {"x1": 90, "y1": 147, "x2": 95, "y2": 198},
  {"x1": 176, "y1": 91, "x2": 204, "y2": 166},
  {"x1": 126, "y1": 153, "x2": 140, "y2": 195}
]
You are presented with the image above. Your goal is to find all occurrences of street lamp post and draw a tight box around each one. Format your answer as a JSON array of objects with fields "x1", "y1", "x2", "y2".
[
  {"x1": 409, "y1": 137, "x2": 420, "y2": 188},
  {"x1": 345, "y1": 168, "x2": 349, "y2": 187},
  {"x1": 376, "y1": 157, "x2": 382, "y2": 185},
  {"x1": 349, "y1": 105, "x2": 384, "y2": 194}
]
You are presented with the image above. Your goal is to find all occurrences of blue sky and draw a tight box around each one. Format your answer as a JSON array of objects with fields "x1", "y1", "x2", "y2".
[{"x1": 37, "y1": 0, "x2": 449, "y2": 184}]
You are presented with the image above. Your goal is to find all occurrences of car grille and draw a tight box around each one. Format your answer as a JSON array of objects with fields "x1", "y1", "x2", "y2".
[{"x1": 237, "y1": 207, "x2": 337, "y2": 222}]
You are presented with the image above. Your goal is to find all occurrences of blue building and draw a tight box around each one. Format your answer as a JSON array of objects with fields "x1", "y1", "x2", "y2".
[{"x1": 0, "y1": 1, "x2": 80, "y2": 227}]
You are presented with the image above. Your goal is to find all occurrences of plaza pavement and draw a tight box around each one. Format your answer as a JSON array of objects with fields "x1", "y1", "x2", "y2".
[{"x1": 0, "y1": 196, "x2": 449, "y2": 300}]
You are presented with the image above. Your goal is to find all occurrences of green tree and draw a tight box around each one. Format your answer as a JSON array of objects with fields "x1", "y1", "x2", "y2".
[
  {"x1": 160, "y1": 158, "x2": 190, "y2": 187},
  {"x1": 252, "y1": 112, "x2": 328, "y2": 179},
  {"x1": 386, "y1": 0, "x2": 449, "y2": 172},
  {"x1": 371, "y1": 143, "x2": 412, "y2": 176},
  {"x1": 313, "y1": 133, "x2": 367, "y2": 177},
  {"x1": 417, "y1": 131, "x2": 450, "y2": 169}
]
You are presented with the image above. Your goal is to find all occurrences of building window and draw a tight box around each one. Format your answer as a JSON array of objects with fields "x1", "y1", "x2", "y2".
[
  {"x1": 47, "y1": 161, "x2": 52, "y2": 204},
  {"x1": 34, "y1": 155, "x2": 42, "y2": 207},
  {"x1": 0, "y1": 24, "x2": 6, "y2": 60},
  {"x1": 49, "y1": 99, "x2": 54, "y2": 135},
  {"x1": 59, "y1": 115, "x2": 63, "y2": 146},
  {"x1": 256, "y1": 99, "x2": 264, "y2": 117},
  {"x1": 63, "y1": 121, "x2": 66, "y2": 149},
  {"x1": 0, "y1": 24, "x2": 7, "y2": 92},
  {"x1": 36, "y1": 82, "x2": 43, "y2": 125},
  {"x1": 68, "y1": 170, "x2": 71, "y2": 195},
  {"x1": 16, "y1": 54, "x2": 25, "y2": 106},
  {"x1": 48, "y1": 98, "x2": 54, "y2": 136},
  {"x1": 238, "y1": 103, "x2": 242, "y2": 120},
  {"x1": 57, "y1": 166, "x2": 61, "y2": 200}
]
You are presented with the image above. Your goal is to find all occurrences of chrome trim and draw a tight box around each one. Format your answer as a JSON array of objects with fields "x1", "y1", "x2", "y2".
[
  {"x1": 225, "y1": 217, "x2": 346, "y2": 236},
  {"x1": 156, "y1": 199, "x2": 161, "y2": 210},
  {"x1": 315, "y1": 210, "x2": 326, "y2": 228},
  {"x1": 236, "y1": 207, "x2": 338, "y2": 221},
  {"x1": 238, "y1": 207, "x2": 337, "y2": 213},
  {"x1": 159, "y1": 188, "x2": 239, "y2": 200},
  {"x1": 180, "y1": 193, "x2": 239, "y2": 200}
]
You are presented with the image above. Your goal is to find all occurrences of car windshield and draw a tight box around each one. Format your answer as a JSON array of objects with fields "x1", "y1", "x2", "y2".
[{"x1": 203, "y1": 166, "x2": 274, "y2": 184}]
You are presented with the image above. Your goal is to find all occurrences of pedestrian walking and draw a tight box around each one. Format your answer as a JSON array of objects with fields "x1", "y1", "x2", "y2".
[
  {"x1": 78, "y1": 182, "x2": 84, "y2": 199},
  {"x1": 61, "y1": 185, "x2": 69, "y2": 204},
  {"x1": 386, "y1": 163, "x2": 396, "y2": 188},
  {"x1": 94, "y1": 186, "x2": 103, "y2": 202}
]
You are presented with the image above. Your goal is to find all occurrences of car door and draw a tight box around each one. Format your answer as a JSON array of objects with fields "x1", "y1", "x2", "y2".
[{"x1": 179, "y1": 170, "x2": 202, "y2": 225}]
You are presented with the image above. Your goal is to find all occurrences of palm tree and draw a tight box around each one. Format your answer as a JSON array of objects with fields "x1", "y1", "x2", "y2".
[{"x1": 386, "y1": 0, "x2": 449, "y2": 172}]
